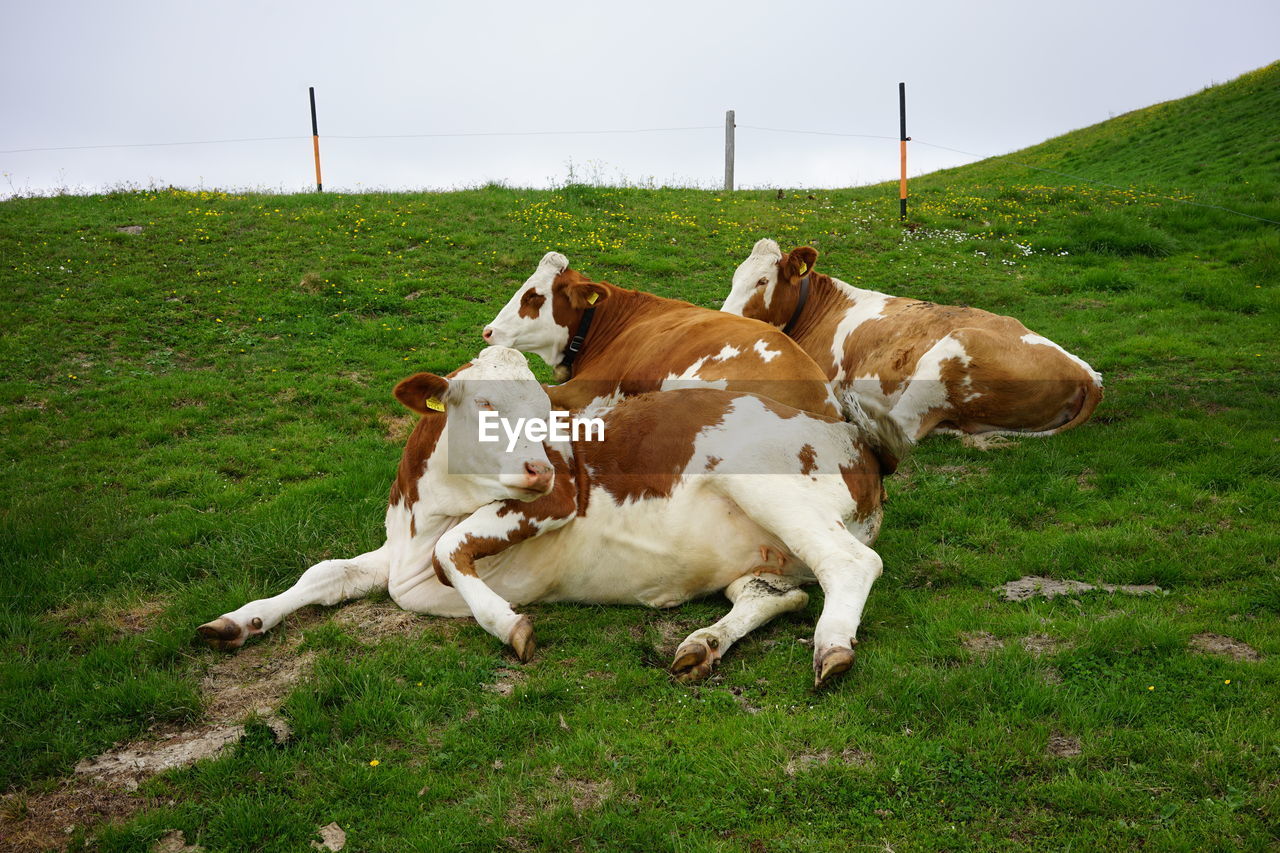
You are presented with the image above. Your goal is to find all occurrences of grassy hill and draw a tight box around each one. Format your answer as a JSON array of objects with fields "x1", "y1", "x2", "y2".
[{"x1": 0, "y1": 64, "x2": 1276, "y2": 851}]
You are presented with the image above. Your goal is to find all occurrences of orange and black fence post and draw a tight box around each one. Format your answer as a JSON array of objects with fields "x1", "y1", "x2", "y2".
[
  {"x1": 309, "y1": 86, "x2": 323, "y2": 192},
  {"x1": 898, "y1": 82, "x2": 909, "y2": 220}
]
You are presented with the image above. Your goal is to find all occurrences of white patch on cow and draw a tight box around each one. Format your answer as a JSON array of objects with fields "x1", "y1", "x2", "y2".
[
  {"x1": 1020, "y1": 333, "x2": 1104, "y2": 386},
  {"x1": 485, "y1": 252, "x2": 572, "y2": 367},
  {"x1": 722, "y1": 239, "x2": 783, "y2": 317},
  {"x1": 827, "y1": 282, "x2": 890, "y2": 383},
  {"x1": 885, "y1": 334, "x2": 972, "y2": 439},
  {"x1": 660, "y1": 356, "x2": 729, "y2": 390},
  {"x1": 753, "y1": 340, "x2": 781, "y2": 362},
  {"x1": 710, "y1": 344, "x2": 741, "y2": 362}
]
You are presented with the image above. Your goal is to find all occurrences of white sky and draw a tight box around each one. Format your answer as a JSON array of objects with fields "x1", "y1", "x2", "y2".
[{"x1": 2, "y1": 0, "x2": 1276, "y2": 197}]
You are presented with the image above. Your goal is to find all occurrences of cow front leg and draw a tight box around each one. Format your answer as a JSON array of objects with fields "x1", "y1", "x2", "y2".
[
  {"x1": 422, "y1": 500, "x2": 573, "y2": 662},
  {"x1": 198, "y1": 546, "x2": 391, "y2": 650},
  {"x1": 671, "y1": 571, "x2": 809, "y2": 683}
]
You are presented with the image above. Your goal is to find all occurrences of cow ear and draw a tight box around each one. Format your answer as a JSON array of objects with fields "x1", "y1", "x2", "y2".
[
  {"x1": 394, "y1": 372, "x2": 451, "y2": 415},
  {"x1": 783, "y1": 246, "x2": 819, "y2": 284},
  {"x1": 566, "y1": 279, "x2": 609, "y2": 310}
]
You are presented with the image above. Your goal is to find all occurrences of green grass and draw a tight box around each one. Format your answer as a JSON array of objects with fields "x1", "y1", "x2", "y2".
[{"x1": 2, "y1": 63, "x2": 1278, "y2": 851}]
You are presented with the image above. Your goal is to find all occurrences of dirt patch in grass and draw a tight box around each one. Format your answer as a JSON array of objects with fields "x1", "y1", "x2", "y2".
[
  {"x1": 53, "y1": 597, "x2": 168, "y2": 637},
  {"x1": 960, "y1": 434, "x2": 1017, "y2": 451},
  {"x1": 996, "y1": 576, "x2": 1162, "y2": 602},
  {"x1": 785, "y1": 748, "x2": 870, "y2": 776},
  {"x1": 961, "y1": 631, "x2": 1004, "y2": 655},
  {"x1": 563, "y1": 777, "x2": 612, "y2": 814},
  {"x1": 1047, "y1": 733, "x2": 1082, "y2": 757},
  {"x1": 74, "y1": 726, "x2": 247, "y2": 790},
  {"x1": 0, "y1": 782, "x2": 155, "y2": 852},
  {"x1": 484, "y1": 667, "x2": 527, "y2": 697},
  {"x1": 377, "y1": 413, "x2": 417, "y2": 443},
  {"x1": 6, "y1": 623, "x2": 313, "y2": 848},
  {"x1": 1188, "y1": 633, "x2": 1261, "y2": 661},
  {"x1": 331, "y1": 599, "x2": 426, "y2": 642},
  {"x1": 200, "y1": 640, "x2": 315, "y2": 722},
  {"x1": 1020, "y1": 634, "x2": 1068, "y2": 657},
  {"x1": 153, "y1": 829, "x2": 202, "y2": 852}
]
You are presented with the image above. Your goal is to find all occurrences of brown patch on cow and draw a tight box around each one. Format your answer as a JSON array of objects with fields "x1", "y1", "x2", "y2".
[
  {"x1": 378, "y1": 413, "x2": 416, "y2": 443},
  {"x1": 390, "y1": 412, "x2": 445, "y2": 509},
  {"x1": 961, "y1": 631, "x2": 1005, "y2": 655},
  {"x1": 518, "y1": 289, "x2": 546, "y2": 319},
  {"x1": 1188, "y1": 633, "x2": 1261, "y2": 662},
  {"x1": 839, "y1": 445, "x2": 888, "y2": 521},
  {"x1": 797, "y1": 443, "x2": 817, "y2": 476},
  {"x1": 587, "y1": 392, "x2": 730, "y2": 503},
  {"x1": 996, "y1": 576, "x2": 1162, "y2": 602},
  {"x1": 1047, "y1": 733, "x2": 1082, "y2": 758},
  {"x1": 538, "y1": 266, "x2": 839, "y2": 419},
  {"x1": 744, "y1": 253, "x2": 1102, "y2": 438},
  {"x1": 784, "y1": 748, "x2": 870, "y2": 776},
  {"x1": 1019, "y1": 634, "x2": 1067, "y2": 657}
]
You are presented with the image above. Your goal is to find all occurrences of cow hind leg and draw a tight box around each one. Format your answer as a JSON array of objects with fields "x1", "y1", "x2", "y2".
[
  {"x1": 198, "y1": 546, "x2": 392, "y2": 651},
  {"x1": 671, "y1": 572, "x2": 809, "y2": 683}
]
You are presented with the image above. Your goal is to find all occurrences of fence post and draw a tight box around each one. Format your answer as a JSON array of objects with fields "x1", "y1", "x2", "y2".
[
  {"x1": 724, "y1": 109, "x2": 735, "y2": 192},
  {"x1": 898, "y1": 83, "x2": 908, "y2": 220},
  {"x1": 309, "y1": 87, "x2": 323, "y2": 192}
]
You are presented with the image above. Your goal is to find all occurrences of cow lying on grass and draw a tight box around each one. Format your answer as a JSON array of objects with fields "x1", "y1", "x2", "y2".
[
  {"x1": 722, "y1": 239, "x2": 1103, "y2": 442},
  {"x1": 198, "y1": 346, "x2": 908, "y2": 687},
  {"x1": 483, "y1": 251, "x2": 843, "y2": 420}
]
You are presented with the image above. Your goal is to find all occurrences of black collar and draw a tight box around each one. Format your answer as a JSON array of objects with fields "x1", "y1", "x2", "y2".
[
  {"x1": 558, "y1": 307, "x2": 596, "y2": 376},
  {"x1": 781, "y1": 274, "x2": 810, "y2": 336}
]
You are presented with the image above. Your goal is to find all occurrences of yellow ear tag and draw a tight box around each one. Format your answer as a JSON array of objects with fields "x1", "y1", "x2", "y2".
[
  {"x1": 425, "y1": 397, "x2": 445, "y2": 412},
  {"x1": 586, "y1": 291, "x2": 599, "y2": 305},
  {"x1": 797, "y1": 262, "x2": 808, "y2": 276}
]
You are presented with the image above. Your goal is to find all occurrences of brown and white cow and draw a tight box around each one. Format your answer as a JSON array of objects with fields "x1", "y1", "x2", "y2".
[
  {"x1": 482, "y1": 251, "x2": 843, "y2": 420},
  {"x1": 722, "y1": 239, "x2": 1104, "y2": 443},
  {"x1": 198, "y1": 346, "x2": 907, "y2": 688}
]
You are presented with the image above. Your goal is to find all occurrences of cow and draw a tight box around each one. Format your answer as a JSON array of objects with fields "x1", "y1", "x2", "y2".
[
  {"x1": 721, "y1": 239, "x2": 1104, "y2": 445},
  {"x1": 198, "y1": 346, "x2": 909, "y2": 688},
  {"x1": 481, "y1": 251, "x2": 843, "y2": 421}
]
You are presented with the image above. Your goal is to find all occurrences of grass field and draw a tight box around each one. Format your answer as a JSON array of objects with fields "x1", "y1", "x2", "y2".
[{"x1": 1, "y1": 64, "x2": 1277, "y2": 851}]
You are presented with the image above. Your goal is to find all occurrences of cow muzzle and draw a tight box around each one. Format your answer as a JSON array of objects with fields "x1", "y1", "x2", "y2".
[{"x1": 520, "y1": 460, "x2": 554, "y2": 494}]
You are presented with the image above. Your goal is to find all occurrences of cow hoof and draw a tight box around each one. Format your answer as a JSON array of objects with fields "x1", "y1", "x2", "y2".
[
  {"x1": 197, "y1": 617, "x2": 249, "y2": 651},
  {"x1": 509, "y1": 616, "x2": 536, "y2": 663},
  {"x1": 671, "y1": 637, "x2": 719, "y2": 683},
  {"x1": 813, "y1": 646, "x2": 856, "y2": 689}
]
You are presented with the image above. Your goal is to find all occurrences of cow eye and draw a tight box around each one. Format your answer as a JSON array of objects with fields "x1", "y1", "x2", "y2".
[
  {"x1": 756, "y1": 277, "x2": 769, "y2": 287},
  {"x1": 476, "y1": 398, "x2": 495, "y2": 410}
]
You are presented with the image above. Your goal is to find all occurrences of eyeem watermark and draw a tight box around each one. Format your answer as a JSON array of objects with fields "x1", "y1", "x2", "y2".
[{"x1": 479, "y1": 411, "x2": 605, "y2": 451}]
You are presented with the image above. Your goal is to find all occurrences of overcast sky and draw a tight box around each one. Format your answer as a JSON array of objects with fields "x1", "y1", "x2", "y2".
[{"x1": 2, "y1": 1, "x2": 1276, "y2": 197}]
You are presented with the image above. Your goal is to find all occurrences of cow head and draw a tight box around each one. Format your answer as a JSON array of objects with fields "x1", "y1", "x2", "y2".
[
  {"x1": 394, "y1": 346, "x2": 555, "y2": 502},
  {"x1": 721, "y1": 238, "x2": 817, "y2": 327},
  {"x1": 483, "y1": 252, "x2": 609, "y2": 370}
]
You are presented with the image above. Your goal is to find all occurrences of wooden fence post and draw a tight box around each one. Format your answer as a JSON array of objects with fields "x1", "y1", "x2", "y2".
[
  {"x1": 309, "y1": 87, "x2": 323, "y2": 193},
  {"x1": 898, "y1": 83, "x2": 908, "y2": 220},
  {"x1": 724, "y1": 110, "x2": 735, "y2": 192}
]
